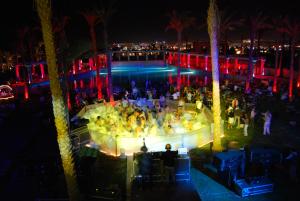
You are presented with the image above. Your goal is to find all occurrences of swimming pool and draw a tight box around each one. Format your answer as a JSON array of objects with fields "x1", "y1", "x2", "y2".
[{"x1": 69, "y1": 61, "x2": 208, "y2": 92}]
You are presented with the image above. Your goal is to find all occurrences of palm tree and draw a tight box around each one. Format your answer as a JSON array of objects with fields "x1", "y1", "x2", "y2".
[
  {"x1": 207, "y1": 0, "x2": 222, "y2": 152},
  {"x1": 53, "y1": 16, "x2": 71, "y2": 110},
  {"x1": 272, "y1": 17, "x2": 286, "y2": 92},
  {"x1": 166, "y1": 10, "x2": 195, "y2": 90},
  {"x1": 96, "y1": 1, "x2": 116, "y2": 102},
  {"x1": 272, "y1": 42, "x2": 280, "y2": 92},
  {"x1": 245, "y1": 12, "x2": 270, "y2": 92},
  {"x1": 53, "y1": 16, "x2": 70, "y2": 54},
  {"x1": 279, "y1": 17, "x2": 300, "y2": 101},
  {"x1": 81, "y1": 10, "x2": 102, "y2": 99},
  {"x1": 35, "y1": 1, "x2": 80, "y2": 200},
  {"x1": 219, "y1": 9, "x2": 244, "y2": 56},
  {"x1": 17, "y1": 26, "x2": 29, "y2": 63}
]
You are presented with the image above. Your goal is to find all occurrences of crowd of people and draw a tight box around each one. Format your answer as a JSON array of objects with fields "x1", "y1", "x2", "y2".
[{"x1": 70, "y1": 73, "x2": 299, "y2": 141}]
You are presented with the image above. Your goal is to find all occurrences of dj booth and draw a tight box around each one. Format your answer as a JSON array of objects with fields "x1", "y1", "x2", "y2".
[{"x1": 133, "y1": 151, "x2": 190, "y2": 183}]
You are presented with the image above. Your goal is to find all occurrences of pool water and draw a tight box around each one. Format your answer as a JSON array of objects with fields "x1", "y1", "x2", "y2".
[{"x1": 70, "y1": 62, "x2": 210, "y2": 97}]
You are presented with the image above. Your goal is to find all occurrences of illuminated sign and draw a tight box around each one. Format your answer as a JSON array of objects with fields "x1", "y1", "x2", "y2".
[{"x1": 0, "y1": 85, "x2": 14, "y2": 100}]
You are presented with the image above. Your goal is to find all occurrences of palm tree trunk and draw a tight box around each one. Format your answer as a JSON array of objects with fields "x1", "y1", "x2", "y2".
[
  {"x1": 240, "y1": 35, "x2": 243, "y2": 54},
  {"x1": 90, "y1": 26, "x2": 102, "y2": 100},
  {"x1": 90, "y1": 26, "x2": 97, "y2": 53},
  {"x1": 257, "y1": 30, "x2": 261, "y2": 56},
  {"x1": 177, "y1": 31, "x2": 182, "y2": 91},
  {"x1": 36, "y1": 1, "x2": 80, "y2": 200},
  {"x1": 246, "y1": 31, "x2": 255, "y2": 92},
  {"x1": 103, "y1": 24, "x2": 113, "y2": 102},
  {"x1": 278, "y1": 33, "x2": 285, "y2": 77},
  {"x1": 273, "y1": 45, "x2": 279, "y2": 92},
  {"x1": 224, "y1": 33, "x2": 228, "y2": 57},
  {"x1": 208, "y1": 0, "x2": 222, "y2": 152},
  {"x1": 289, "y1": 39, "x2": 295, "y2": 101},
  {"x1": 278, "y1": 48, "x2": 283, "y2": 77}
]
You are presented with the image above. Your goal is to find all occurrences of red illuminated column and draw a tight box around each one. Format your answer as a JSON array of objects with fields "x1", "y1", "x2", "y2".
[
  {"x1": 40, "y1": 64, "x2": 45, "y2": 79},
  {"x1": 15, "y1": 64, "x2": 20, "y2": 81},
  {"x1": 67, "y1": 91, "x2": 71, "y2": 110},
  {"x1": 27, "y1": 65, "x2": 32, "y2": 84},
  {"x1": 97, "y1": 78, "x2": 102, "y2": 99},
  {"x1": 261, "y1": 58, "x2": 265, "y2": 75},
  {"x1": 96, "y1": 55, "x2": 102, "y2": 100},
  {"x1": 180, "y1": 54, "x2": 183, "y2": 67},
  {"x1": 79, "y1": 59, "x2": 82, "y2": 71},
  {"x1": 277, "y1": 67, "x2": 281, "y2": 76},
  {"x1": 173, "y1": 52, "x2": 176, "y2": 65},
  {"x1": 196, "y1": 55, "x2": 199, "y2": 68},
  {"x1": 187, "y1": 53, "x2": 190, "y2": 68},
  {"x1": 74, "y1": 80, "x2": 77, "y2": 89},
  {"x1": 168, "y1": 53, "x2": 172, "y2": 64},
  {"x1": 89, "y1": 58, "x2": 93, "y2": 70},
  {"x1": 32, "y1": 64, "x2": 35, "y2": 75},
  {"x1": 252, "y1": 60, "x2": 257, "y2": 78},
  {"x1": 72, "y1": 61, "x2": 76, "y2": 75},
  {"x1": 80, "y1": 80, "x2": 84, "y2": 88},
  {"x1": 235, "y1": 58, "x2": 239, "y2": 70},
  {"x1": 226, "y1": 58, "x2": 229, "y2": 74},
  {"x1": 105, "y1": 75, "x2": 108, "y2": 86},
  {"x1": 205, "y1": 56, "x2": 208, "y2": 71}
]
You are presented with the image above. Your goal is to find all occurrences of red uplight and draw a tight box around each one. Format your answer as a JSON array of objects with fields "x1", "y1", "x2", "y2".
[
  {"x1": 40, "y1": 64, "x2": 45, "y2": 79},
  {"x1": 24, "y1": 84, "x2": 29, "y2": 100}
]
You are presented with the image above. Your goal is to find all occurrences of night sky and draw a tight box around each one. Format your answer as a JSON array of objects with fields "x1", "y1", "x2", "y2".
[{"x1": 1, "y1": 0, "x2": 300, "y2": 51}]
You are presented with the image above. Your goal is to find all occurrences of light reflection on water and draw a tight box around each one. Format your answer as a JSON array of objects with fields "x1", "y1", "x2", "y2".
[{"x1": 71, "y1": 65, "x2": 208, "y2": 91}]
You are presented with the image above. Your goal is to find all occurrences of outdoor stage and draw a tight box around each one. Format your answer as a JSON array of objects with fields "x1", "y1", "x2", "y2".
[{"x1": 75, "y1": 99, "x2": 221, "y2": 156}]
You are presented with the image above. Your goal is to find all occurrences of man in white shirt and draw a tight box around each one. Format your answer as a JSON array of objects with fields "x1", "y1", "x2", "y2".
[{"x1": 172, "y1": 91, "x2": 179, "y2": 100}]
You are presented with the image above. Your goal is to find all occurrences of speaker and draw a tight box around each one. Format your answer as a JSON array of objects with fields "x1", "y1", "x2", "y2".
[
  {"x1": 249, "y1": 147, "x2": 282, "y2": 164},
  {"x1": 175, "y1": 157, "x2": 190, "y2": 182},
  {"x1": 213, "y1": 150, "x2": 243, "y2": 172},
  {"x1": 234, "y1": 176, "x2": 273, "y2": 197}
]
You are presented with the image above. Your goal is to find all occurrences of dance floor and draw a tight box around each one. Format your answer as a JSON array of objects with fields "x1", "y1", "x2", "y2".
[{"x1": 76, "y1": 100, "x2": 219, "y2": 156}]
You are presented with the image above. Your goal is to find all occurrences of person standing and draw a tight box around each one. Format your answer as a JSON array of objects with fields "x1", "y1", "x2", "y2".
[
  {"x1": 227, "y1": 106, "x2": 234, "y2": 129},
  {"x1": 196, "y1": 98, "x2": 203, "y2": 113},
  {"x1": 137, "y1": 144, "x2": 152, "y2": 189},
  {"x1": 186, "y1": 91, "x2": 192, "y2": 103},
  {"x1": 263, "y1": 110, "x2": 272, "y2": 135},
  {"x1": 242, "y1": 114, "x2": 249, "y2": 136},
  {"x1": 162, "y1": 144, "x2": 176, "y2": 184},
  {"x1": 250, "y1": 107, "x2": 256, "y2": 128},
  {"x1": 232, "y1": 97, "x2": 239, "y2": 109},
  {"x1": 234, "y1": 106, "x2": 242, "y2": 128}
]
